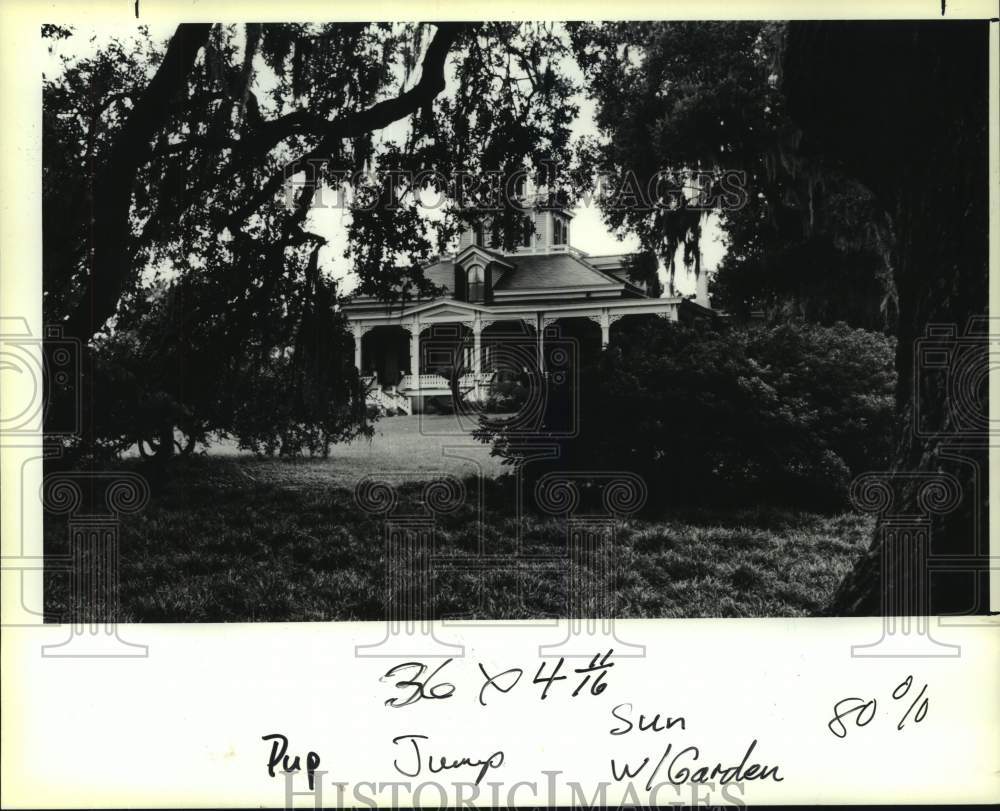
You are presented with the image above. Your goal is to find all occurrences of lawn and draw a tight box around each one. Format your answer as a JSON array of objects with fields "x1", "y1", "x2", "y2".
[
  {"x1": 123, "y1": 414, "x2": 508, "y2": 485},
  {"x1": 46, "y1": 416, "x2": 872, "y2": 621}
]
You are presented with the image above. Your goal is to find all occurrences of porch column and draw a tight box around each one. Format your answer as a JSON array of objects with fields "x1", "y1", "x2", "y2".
[
  {"x1": 472, "y1": 320, "x2": 483, "y2": 373},
  {"x1": 471, "y1": 319, "x2": 483, "y2": 399},
  {"x1": 599, "y1": 312, "x2": 611, "y2": 349},
  {"x1": 535, "y1": 314, "x2": 544, "y2": 373},
  {"x1": 352, "y1": 323, "x2": 363, "y2": 371},
  {"x1": 408, "y1": 321, "x2": 420, "y2": 381}
]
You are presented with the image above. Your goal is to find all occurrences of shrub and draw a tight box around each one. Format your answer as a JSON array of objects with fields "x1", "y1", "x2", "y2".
[
  {"x1": 484, "y1": 376, "x2": 531, "y2": 413},
  {"x1": 423, "y1": 395, "x2": 456, "y2": 415},
  {"x1": 52, "y1": 257, "x2": 371, "y2": 463},
  {"x1": 479, "y1": 319, "x2": 895, "y2": 512}
]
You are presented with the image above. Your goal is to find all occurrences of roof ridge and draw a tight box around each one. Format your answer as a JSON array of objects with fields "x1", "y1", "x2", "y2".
[
  {"x1": 454, "y1": 244, "x2": 511, "y2": 263},
  {"x1": 573, "y1": 252, "x2": 637, "y2": 287}
]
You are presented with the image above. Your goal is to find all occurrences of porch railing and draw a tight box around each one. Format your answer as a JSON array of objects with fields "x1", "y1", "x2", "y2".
[
  {"x1": 399, "y1": 373, "x2": 449, "y2": 391},
  {"x1": 399, "y1": 372, "x2": 495, "y2": 392}
]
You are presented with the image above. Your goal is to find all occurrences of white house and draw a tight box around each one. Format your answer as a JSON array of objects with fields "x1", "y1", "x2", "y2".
[{"x1": 342, "y1": 199, "x2": 713, "y2": 413}]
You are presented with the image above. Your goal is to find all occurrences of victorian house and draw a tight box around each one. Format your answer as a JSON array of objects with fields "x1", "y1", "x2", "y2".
[{"x1": 342, "y1": 201, "x2": 713, "y2": 413}]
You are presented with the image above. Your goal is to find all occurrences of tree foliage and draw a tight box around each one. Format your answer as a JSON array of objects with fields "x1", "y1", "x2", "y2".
[
  {"x1": 75, "y1": 243, "x2": 367, "y2": 460},
  {"x1": 781, "y1": 21, "x2": 990, "y2": 614},
  {"x1": 567, "y1": 21, "x2": 896, "y2": 329},
  {"x1": 46, "y1": 22, "x2": 579, "y2": 335},
  {"x1": 43, "y1": 22, "x2": 580, "y2": 457}
]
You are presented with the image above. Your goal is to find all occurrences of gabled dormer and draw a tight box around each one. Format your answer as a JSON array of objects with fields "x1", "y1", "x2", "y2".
[{"x1": 451, "y1": 245, "x2": 514, "y2": 305}]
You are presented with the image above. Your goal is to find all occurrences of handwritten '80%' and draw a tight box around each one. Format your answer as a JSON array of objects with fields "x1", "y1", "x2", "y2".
[{"x1": 827, "y1": 675, "x2": 930, "y2": 739}]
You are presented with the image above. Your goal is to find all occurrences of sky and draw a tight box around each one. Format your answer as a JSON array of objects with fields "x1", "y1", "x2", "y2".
[
  {"x1": 48, "y1": 22, "x2": 728, "y2": 297},
  {"x1": 300, "y1": 32, "x2": 728, "y2": 296}
]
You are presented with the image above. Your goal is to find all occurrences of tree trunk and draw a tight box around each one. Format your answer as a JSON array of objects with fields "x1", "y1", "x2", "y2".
[
  {"x1": 65, "y1": 23, "x2": 212, "y2": 344},
  {"x1": 158, "y1": 424, "x2": 176, "y2": 460},
  {"x1": 782, "y1": 21, "x2": 990, "y2": 615}
]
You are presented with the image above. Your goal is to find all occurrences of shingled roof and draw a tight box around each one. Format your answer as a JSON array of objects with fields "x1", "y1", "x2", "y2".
[
  {"x1": 493, "y1": 252, "x2": 622, "y2": 290},
  {"x1": 421, "y1": 259, "x2": 455, "y2": 291},
  {"x1": 418, "y1": 251, "x2": 625, "y2": 295}
]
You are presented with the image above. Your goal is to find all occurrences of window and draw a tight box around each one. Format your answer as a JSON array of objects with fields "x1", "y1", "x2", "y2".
[
  {"x1": 553, "y1": 217, "x2": 566, "y2": 245},
  {"x1": 521, "y1": 216, "x2": 533, "y2": 248},
  {"x1": 467, "y1": 265, "x2": 485, "y2": 302},
  {"x1": 473, "y1": 222, "x2": 485, "y2": 247}
]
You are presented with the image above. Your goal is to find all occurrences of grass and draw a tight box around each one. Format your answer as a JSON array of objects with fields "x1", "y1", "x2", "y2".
[
  {"x1": 127, "y1": 414, "x2": 507, "y2": 486},
  {"x1": 45, "y1": 421, "x2": 873, "y2": 621}
]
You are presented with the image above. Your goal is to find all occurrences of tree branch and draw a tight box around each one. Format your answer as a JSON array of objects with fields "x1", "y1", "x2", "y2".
[
  {"x1": 229, "y1": 22, "x2": 467, "y2": 225},
  {"x1": 65, "y1": 23, "x2": 213, "y2": 342}
]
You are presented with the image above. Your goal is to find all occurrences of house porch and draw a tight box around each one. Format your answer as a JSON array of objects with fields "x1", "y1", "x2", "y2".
[{"x1": 349, "y1": 298, "x2": 695, "y2": 413}]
